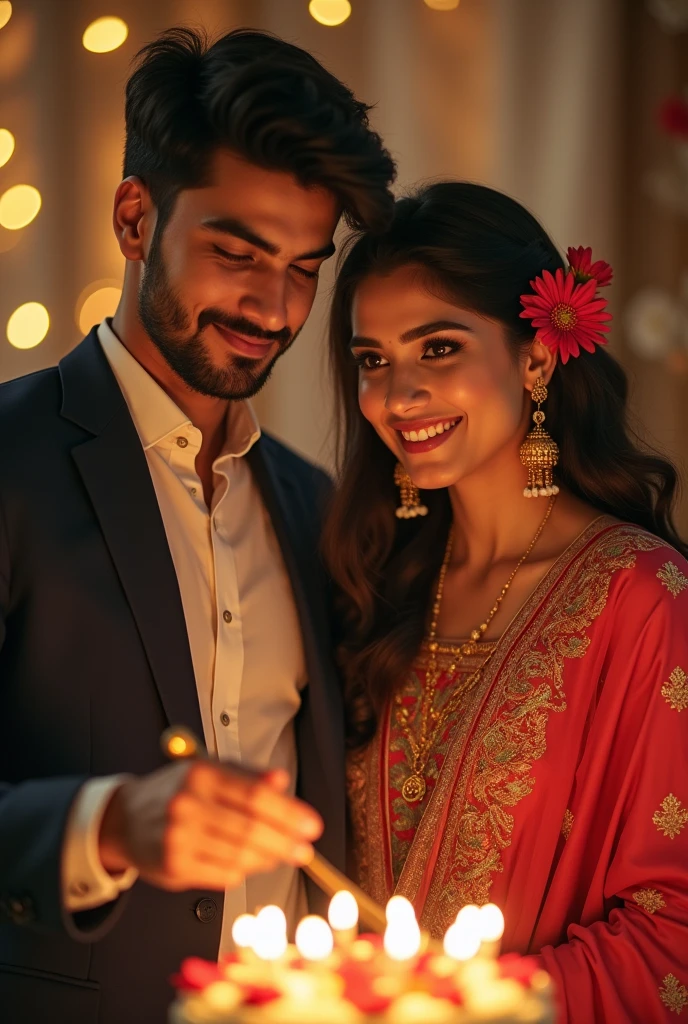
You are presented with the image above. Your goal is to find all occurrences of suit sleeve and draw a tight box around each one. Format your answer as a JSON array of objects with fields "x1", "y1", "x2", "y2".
[{"x1": 0, "y1": 493, "x2": 129, "y2": 940}]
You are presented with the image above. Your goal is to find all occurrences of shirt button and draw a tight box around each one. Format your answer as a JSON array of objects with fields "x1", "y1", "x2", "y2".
[
  {"x1": 189, "y1": 486, "x2": 197, "y2": 496},
  {"x1": 220, "y1": 711, "x2": 230, "y2": 727},
  {"x1": 70, "y1": 881, "x2": 90, "y2": 897},
  {"x1": 176, "y1": 436, "x2": 188, "y2": 448},
  {"x1": 223, "y1": 610, "x2": 232, "y2": 624}
]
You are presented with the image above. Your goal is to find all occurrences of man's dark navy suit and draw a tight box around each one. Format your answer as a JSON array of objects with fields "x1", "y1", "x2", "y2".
[{"x1": 0, "y1": 328, "x2": 346, "y2": 1024}]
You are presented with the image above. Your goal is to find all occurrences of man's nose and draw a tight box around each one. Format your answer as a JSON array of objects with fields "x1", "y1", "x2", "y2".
[{"x1": 239, "y1": 268, "x2": 289, "y2": 334}]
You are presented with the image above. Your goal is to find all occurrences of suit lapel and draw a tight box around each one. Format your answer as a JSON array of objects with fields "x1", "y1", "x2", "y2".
[{"x1": 60, "y1": 331, "x2": 202, "y2": 739}]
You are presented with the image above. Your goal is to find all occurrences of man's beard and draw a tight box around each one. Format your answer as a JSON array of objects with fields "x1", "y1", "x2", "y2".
[{"x1": 138, "y1": 228, "x2": 297, "y2": 400}]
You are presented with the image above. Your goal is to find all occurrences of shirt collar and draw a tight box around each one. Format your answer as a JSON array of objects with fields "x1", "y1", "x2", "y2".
[{"x1": 97, "y1": 319, "x2": 261, "y2": 457}]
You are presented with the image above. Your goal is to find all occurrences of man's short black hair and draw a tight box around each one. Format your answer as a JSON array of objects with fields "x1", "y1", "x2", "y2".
[{"x1": 123, "y1": 27, "x2": 396, "y2": 232}]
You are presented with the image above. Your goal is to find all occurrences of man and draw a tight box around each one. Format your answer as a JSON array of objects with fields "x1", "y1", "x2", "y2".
[{"x1": 0, "y1": 26, "x2": 395, "y2": 1024}]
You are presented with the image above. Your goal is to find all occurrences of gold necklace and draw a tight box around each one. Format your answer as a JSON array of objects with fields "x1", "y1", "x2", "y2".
[{"x1": 396, "y1": 496, "x2": 556, "y2": 804}]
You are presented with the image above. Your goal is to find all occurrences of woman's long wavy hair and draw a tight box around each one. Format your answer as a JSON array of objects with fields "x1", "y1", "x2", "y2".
[{"x1": 323, "y1": 181, "x2": 687, "y2": 749}]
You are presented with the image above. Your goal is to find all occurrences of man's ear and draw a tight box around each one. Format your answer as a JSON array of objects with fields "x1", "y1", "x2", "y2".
[
  {"x1": 524, "y1": 338, "x2": 557, "y2": 394},
  {"x1": 112, "y1": 176, "x2": 155, "y2": 262}
]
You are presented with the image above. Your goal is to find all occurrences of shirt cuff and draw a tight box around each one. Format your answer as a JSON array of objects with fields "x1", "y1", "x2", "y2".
[{"x1": 62, "y1": 775, "x2": 139, "y2": 913}]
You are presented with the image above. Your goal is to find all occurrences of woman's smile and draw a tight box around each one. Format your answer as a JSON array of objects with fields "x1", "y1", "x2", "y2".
[{"x1": 390, "y1": 415, "x2": 463, "y2": 453}]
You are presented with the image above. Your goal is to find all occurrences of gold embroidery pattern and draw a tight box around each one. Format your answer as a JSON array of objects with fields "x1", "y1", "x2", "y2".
[
  {"x1": 662, "y1": 667, "x2": 688, "y2": 712},
  {"x1": 633, "y1": 888, "x2": 666, "y2": 914},
  {"x1": 657, "y1": 561, "x2": 688, "y2": 598},
  {"x1": 561, "y1": 809, "x2": 574, "y2": 840},
  {"x1": 660, "y1": 974, "x2": 688, "y2": 1015},
  {"x1": 420, "y1": 525, "x2": 663, "y2": 928},
  {"x1": 345, "y1": 745, "x2": 370, "y2": 891},
  {"x1": 653, "y1": 794, "x2": 688, "y2": 839}
]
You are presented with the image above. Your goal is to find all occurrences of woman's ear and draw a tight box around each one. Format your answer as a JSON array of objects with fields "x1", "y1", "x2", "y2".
[
  {"x1": 524, "y1": 339, "x2": 557, "y2": 393},
  {"x1": 112, "y1": 176, "x2": 155, "y2": 262}
]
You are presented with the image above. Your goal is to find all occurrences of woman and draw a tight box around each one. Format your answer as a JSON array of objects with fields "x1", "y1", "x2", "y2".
[{"x1": 323, "y1": 182, "x2": 688, "y2": 1022}]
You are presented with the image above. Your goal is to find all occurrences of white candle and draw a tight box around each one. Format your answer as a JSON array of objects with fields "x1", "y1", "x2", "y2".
[
  {"x1": 443, "y1": 922, "x2": 481, "y2": 962},
  {"x1": 252, "y1": 905, "x2": 288, "y2": 976},
  {"x1": 477, "y1": 903, "x2": 504, "y2": 959},
  {"x1": 295, "y1": 915, "x2": 334, "y2": 962},
  {"x1": 231, "y1": 913, "x2": 258, "y2": 964},
  {"x1": 328, "y1": 890, "x2": 359, "y2": 950}
]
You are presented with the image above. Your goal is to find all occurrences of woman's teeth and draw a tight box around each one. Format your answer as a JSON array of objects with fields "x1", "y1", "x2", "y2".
[{"x1": 401, "y1": 420, "x2": 457, "y2": 442}]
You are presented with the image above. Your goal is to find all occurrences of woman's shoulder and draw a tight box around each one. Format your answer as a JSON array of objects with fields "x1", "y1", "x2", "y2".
[{"x1": 582, "y1": 516, "x2": 688, "y2": 614}]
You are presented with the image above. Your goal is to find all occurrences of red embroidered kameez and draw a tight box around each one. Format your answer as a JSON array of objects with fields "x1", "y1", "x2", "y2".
[{"x1": 348, "y1": 520, "x2": 688, "y2": 1021}]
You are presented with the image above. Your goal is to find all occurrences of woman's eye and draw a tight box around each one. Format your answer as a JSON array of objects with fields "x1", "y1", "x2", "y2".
[
  {"x1": 422, "y1": 339, "x2": 463, "y2": 359},
  {"x1": 353, "y1": 352, "x2": 388, "y2": 370}
]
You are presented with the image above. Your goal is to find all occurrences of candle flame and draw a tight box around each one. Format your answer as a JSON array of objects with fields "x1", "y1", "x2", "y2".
[
  {"x1": 295, "y1": 915, "x2": 334, "y2": 961},
  {"x1": 231, "y1": 913, "x2": 256, "y2": 949},
  {"x1": 383, "y1": 918, "x2": 421, "y2": 961},
  {"x1": 328, "y1": 890, "x2": 359, "y2": 931},
  {"x1": 385, "y1": 894, "x2": 416, "y2": 924},
  {"x1": 478, "y1": 903, "x2": 505, "y2": 941},
  {"x1": 443, "y1": 922, "x2": 481, "y2": 961}
]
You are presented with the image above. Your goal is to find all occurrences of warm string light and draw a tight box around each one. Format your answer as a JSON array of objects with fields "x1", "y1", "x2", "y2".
[
  {"x1": 0, "y1": 129, "x2": 15, "y2": 168},
  {"x1": 424, "y1": 0, "x2": 460, "y2": 9},
  {"x1": 7, "y1": 302, "x2": 49, "y2": 349},
  {"x1": 82, "y1": 16, "x2": 129, "y2": 53},
  {"x1": 0, "y1": 2, "x2": 12, "y2": 31},
  {"x1": 308, "y1": 0, "x2": 352, "y2": 27},
  {"x1": 0, "y1": 184, "x2": 41, "y2": 230},
  {"x1": 76, "y1": 281, "x2": 121, "y2": 334}
]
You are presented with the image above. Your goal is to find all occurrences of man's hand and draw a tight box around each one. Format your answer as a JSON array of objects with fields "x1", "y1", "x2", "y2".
[{"x1": 98, "y1": 760, "x2": 322, "y2": 891}]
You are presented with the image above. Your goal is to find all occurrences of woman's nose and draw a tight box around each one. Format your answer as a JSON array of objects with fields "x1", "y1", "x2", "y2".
[{"x1": 384, "y1": 368, "x2": 430, "y2": 417}]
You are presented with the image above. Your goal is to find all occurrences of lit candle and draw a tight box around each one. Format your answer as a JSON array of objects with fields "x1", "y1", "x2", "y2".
[
  {"x1": 328, "y1": 890, "x2": 359, "y2": 950},
  {"x1": 295, "y1": 914, "x2": 335, "y2": 972},
  {"x1": 231, "y1": 913, "x2": 258, "y2": 964},
  {"x1": 383, "y1": 899, "x2": 421, "y2": 973},
  {"x1": 477, "y1": 903, "x2": 504, "y2": 959},
  {"x1": 443, "y1": 921, "x2": 481, "y2": 963},
  {"x1": 385, "y1": 895, "x2": 416, "y2": 924},
  {"x1": 251, "y1": 905, "x2": 288, "y2": 974}
]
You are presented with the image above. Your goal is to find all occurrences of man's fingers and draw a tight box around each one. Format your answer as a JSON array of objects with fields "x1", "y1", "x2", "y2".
[
  {"x1": 211, "y1": 770, "x2": 323, "y2": 841},
  {"x1": 201, "y1": 809, "x2": 313, "y2": 868}
]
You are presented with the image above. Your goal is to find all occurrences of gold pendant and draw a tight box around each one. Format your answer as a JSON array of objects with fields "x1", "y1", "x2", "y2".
[{"x1": 401, "y1": 774, "x2": 427, "y2": 803}]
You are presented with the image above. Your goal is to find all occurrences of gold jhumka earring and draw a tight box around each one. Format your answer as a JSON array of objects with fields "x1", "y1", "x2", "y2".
[
  {"x1": 394, "y1": 462, "x2": 428, "y2": 519},
  {"x1": 519, "y1": 376, "x2": 560, "y2": 498}
]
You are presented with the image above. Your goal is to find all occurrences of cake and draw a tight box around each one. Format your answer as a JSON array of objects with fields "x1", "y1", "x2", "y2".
[{"x1": 169, "y1": 906, "x2": 556, "y2": 1024}]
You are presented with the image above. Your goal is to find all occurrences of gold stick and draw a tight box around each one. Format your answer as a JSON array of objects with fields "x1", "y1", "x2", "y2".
[{"x1": 160, "y1": 727, "x2": 387, "y2": 935}]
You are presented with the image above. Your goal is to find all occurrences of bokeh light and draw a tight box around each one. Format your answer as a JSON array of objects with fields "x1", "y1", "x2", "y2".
[
  {"x1": 0, "y1": 2, "x2": 12, "y2": 32},
  {"x1": 424, "y1": 0, "x2": 460, "y2": 9},
  {"x1": 0, "y1": 184, "x2": 41, "y2": 230},
  {"x1": 82, "y1": 16, "x2": 128, "y2": 54},
  {"x1": 7, "y1": 302, "x2": 50, "y2": 349},
  {"x1": 309, "y1": 1, "x2": 352, "y2": 27},
  {"x1": 76, "y1": 281, "x2": 121, "y2": 334},
  {"x1": 0, "y1": 128, "x2": 15, "y2": 167}
]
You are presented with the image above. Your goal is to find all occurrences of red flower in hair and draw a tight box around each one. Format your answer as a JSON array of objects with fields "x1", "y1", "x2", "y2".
[
  {"x1": 566, "y1": 246, "x2": 613, "y2": 288},
  {"x1": 520, "y1": 267, "x2": 612, "y2": 364},
  {"x1": 658, "y1": 95, "x2": 688, "y2": 139}
]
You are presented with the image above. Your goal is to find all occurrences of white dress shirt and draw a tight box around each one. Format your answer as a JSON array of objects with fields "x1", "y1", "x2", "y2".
[{"x1": 61, "y1": 319, "x2": 308, "y2": 951}]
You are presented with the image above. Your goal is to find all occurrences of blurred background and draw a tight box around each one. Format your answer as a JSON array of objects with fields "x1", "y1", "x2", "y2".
[{"x1": 1, "y1": 0, "x2": 687, "y2": 528}]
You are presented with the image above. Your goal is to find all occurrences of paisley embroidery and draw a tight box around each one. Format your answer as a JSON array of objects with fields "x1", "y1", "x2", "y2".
[
  {"x1": 653, "y1": 794, "x2": 688, "y2": 839},
  {"x1": 633, "y1": 889, "x2": 666, "y2": 914},
  {"x1": 657, "y1": 561, "x2": 688, "y2": 598},
  {"x1": 660, "y1": 974, "x2": 688, "y2": 1015}
]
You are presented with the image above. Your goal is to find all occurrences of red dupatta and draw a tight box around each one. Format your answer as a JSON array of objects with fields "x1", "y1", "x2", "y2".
[{"x1": 347, "y1": 519, "x2": 688, "y2": 1022}]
